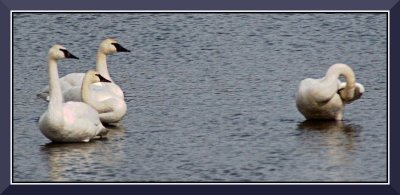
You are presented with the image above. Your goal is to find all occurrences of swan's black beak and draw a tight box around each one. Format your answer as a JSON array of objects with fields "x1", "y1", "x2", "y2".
[
  {"x1": 60, "y1": 49, "x2": 79, "y2": 59},
  {"x1": 95, "y1": 74, "x2": 112, "y2": 83},
  {"x1": 112, "y1": 43, "x2": 130, "y2": 52}
]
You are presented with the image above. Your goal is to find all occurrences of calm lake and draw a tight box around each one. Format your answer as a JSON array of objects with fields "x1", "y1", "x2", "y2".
[{"x1": 12, "y1": 13, "x2": 387, "y2": 182}]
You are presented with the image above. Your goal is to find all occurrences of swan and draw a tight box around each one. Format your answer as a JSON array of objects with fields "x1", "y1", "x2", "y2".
[
  {"x1": 37, "y1": 38, "x2": 130, "y2": 101},
  {"x1": 64, "y1": 70, "x2": 127, "y2": 125},
  {"x1": 296, "y1": 63, "x2": 365, "y2": 120},
  {"x1": 39, "y1": 45, "x2": 108, "y2": 143}
]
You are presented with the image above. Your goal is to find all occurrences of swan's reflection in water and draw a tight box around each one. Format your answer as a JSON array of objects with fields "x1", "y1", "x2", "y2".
[
  {"x1": 40, "y1": 125, "x2": 126, "y2": 182},
  {"x1": 297, "y1": 120, "x2": 361, "y2": 149},
  {"x1": 296, "y1": 120, "x2": 362, "y2": 180}
]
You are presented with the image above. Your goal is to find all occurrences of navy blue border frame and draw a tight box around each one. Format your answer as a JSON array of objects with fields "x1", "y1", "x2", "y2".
[{"x1": 2, "y1": 0, "x2": 399, "y2": 194}]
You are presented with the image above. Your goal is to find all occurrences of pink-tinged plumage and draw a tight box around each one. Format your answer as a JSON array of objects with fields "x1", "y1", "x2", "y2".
[{"x1": 38, "y1": 45, "x2": 107, "y2": 143}]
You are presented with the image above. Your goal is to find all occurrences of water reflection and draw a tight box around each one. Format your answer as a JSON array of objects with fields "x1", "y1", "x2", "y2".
[
  {"x1": 296, "y1": 120, "x2": 362, "y2": 180},
  {"x1": 298, "y1": 120, "x2": 361, "y2": 132},
  {"x1": 103, "y1": 124, "x2": 127, "y2": 138},
  {"x1": 40, "y1": 125, "x2": 127, "y2": 181},
  {"x1": 297, "y1": 120, "x2": 361, "y2": 150}
]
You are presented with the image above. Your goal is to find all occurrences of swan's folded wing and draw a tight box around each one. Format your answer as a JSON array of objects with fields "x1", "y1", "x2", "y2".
[
  {"x1": 298, "y1": 78, "x2": 339, "y2": 104},
  {"x1": 63, "y1": 87, "x2": 83, "y2": 102},
  {"x1": 63, "y1": 102, "x2": 100, "y2": 123},
  {"x1": 61, "y1": 73, "x2": 85, "y2": 87},
  {"x1": 90, "y1": 85, "x2": 122, "y2": 102}
]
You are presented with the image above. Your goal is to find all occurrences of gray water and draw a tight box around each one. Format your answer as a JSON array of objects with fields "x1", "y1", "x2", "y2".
[{"x1": 12, "y1": 13, "x2": 387, "y2": 182}]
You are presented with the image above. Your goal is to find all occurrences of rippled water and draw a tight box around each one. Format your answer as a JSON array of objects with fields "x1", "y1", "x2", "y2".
[{"x1": 12, "y1": 13, "x2": 387, "y2": 182}]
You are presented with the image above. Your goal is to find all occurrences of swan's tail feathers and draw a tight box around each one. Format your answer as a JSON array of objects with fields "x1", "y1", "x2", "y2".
[
  {"x1": 37, "y1": 92, "x2": 50, "y2": 101},
  {"x1": 98, "y1": 100, "x2": 127, "y2": 124},
  {"x1": 37, "y1": 86, "x2": 50, "y2": 101}
]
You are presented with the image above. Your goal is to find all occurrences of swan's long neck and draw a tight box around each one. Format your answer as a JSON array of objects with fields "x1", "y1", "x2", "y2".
[
  {"x1": 47, "y1": 58, "x2": 64, "y2": 123},
  {"x1": 324, "y1": 63, "x2": 356, "y2": 101},
  {"x1": 81, "y1": 77, "x2": 107, "y2": 112},
  {"x1": 96, "y1": 52, "x2": 112, "y2": 81},
  {"x1": 81, "y1": 76, "x2": 94, "y2": 106},
  {"x1": 325, "y1": 64, "x2": 355, "y2": 87}
]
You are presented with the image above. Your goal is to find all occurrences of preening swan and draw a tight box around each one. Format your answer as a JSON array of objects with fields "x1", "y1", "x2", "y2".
[
  {"x1": 64, "y1": 70, "x2": 127, "y2": 125},
  {"x1": 37, "y1": 38, "x2": 130, "y2": 101},
  {"x1": 296, "y1": 63, "x2": 365, "y2": 120},
  {"x1": 39, "y1": 45, "x2": 108, "y2": 143}
]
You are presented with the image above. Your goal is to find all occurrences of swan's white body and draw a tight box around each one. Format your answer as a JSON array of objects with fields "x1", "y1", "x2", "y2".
[
  {"x1": 63, "y1": 70, "x2": 127, "y2": 124},
  {"x1": 39, "y1": 45, "x2": 107, "y2": 143},
  {"x1": 37, "y1": 38, "x2": 129, "y2": 101},
  {"x1": 296, "y1": 63, "x2": 364, "y2": 120}
]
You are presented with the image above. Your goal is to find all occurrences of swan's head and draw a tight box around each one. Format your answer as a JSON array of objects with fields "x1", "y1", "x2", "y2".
[
  {"x1": 353, "y1": 83, "x2": 365, "y2": 99},
  {"x1": 85, "y1": 70, "x2": 112, "y2": 84},
  {"x1": 99, "y1": 38, "x2": 130, "y2": 55},
  {"x1": 338, "y1": 82, "x2": 364, "y2": 103},
  {"x1": 48, "y1": 44, "x2": 79, "y2": 60}
]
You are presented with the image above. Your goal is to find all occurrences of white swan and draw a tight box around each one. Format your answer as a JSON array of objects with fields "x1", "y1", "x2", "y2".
[
  {"x1": 39, "y1": 45, "x2": 108, "y2": 143},
  {"x1": 64, "y1": 70, "x2": 127, "y2": 125},
  {"x1": 296, "y1": 63, "x2": 365, "y2": 120},
  {"x1": 37, "y1": 38, "x2": 130, "y2": 101}
]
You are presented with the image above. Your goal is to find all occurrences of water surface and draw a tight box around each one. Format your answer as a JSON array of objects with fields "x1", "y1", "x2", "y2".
[{"x1": 13, "y1": 13, "x2": 387, "y2": 182}]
